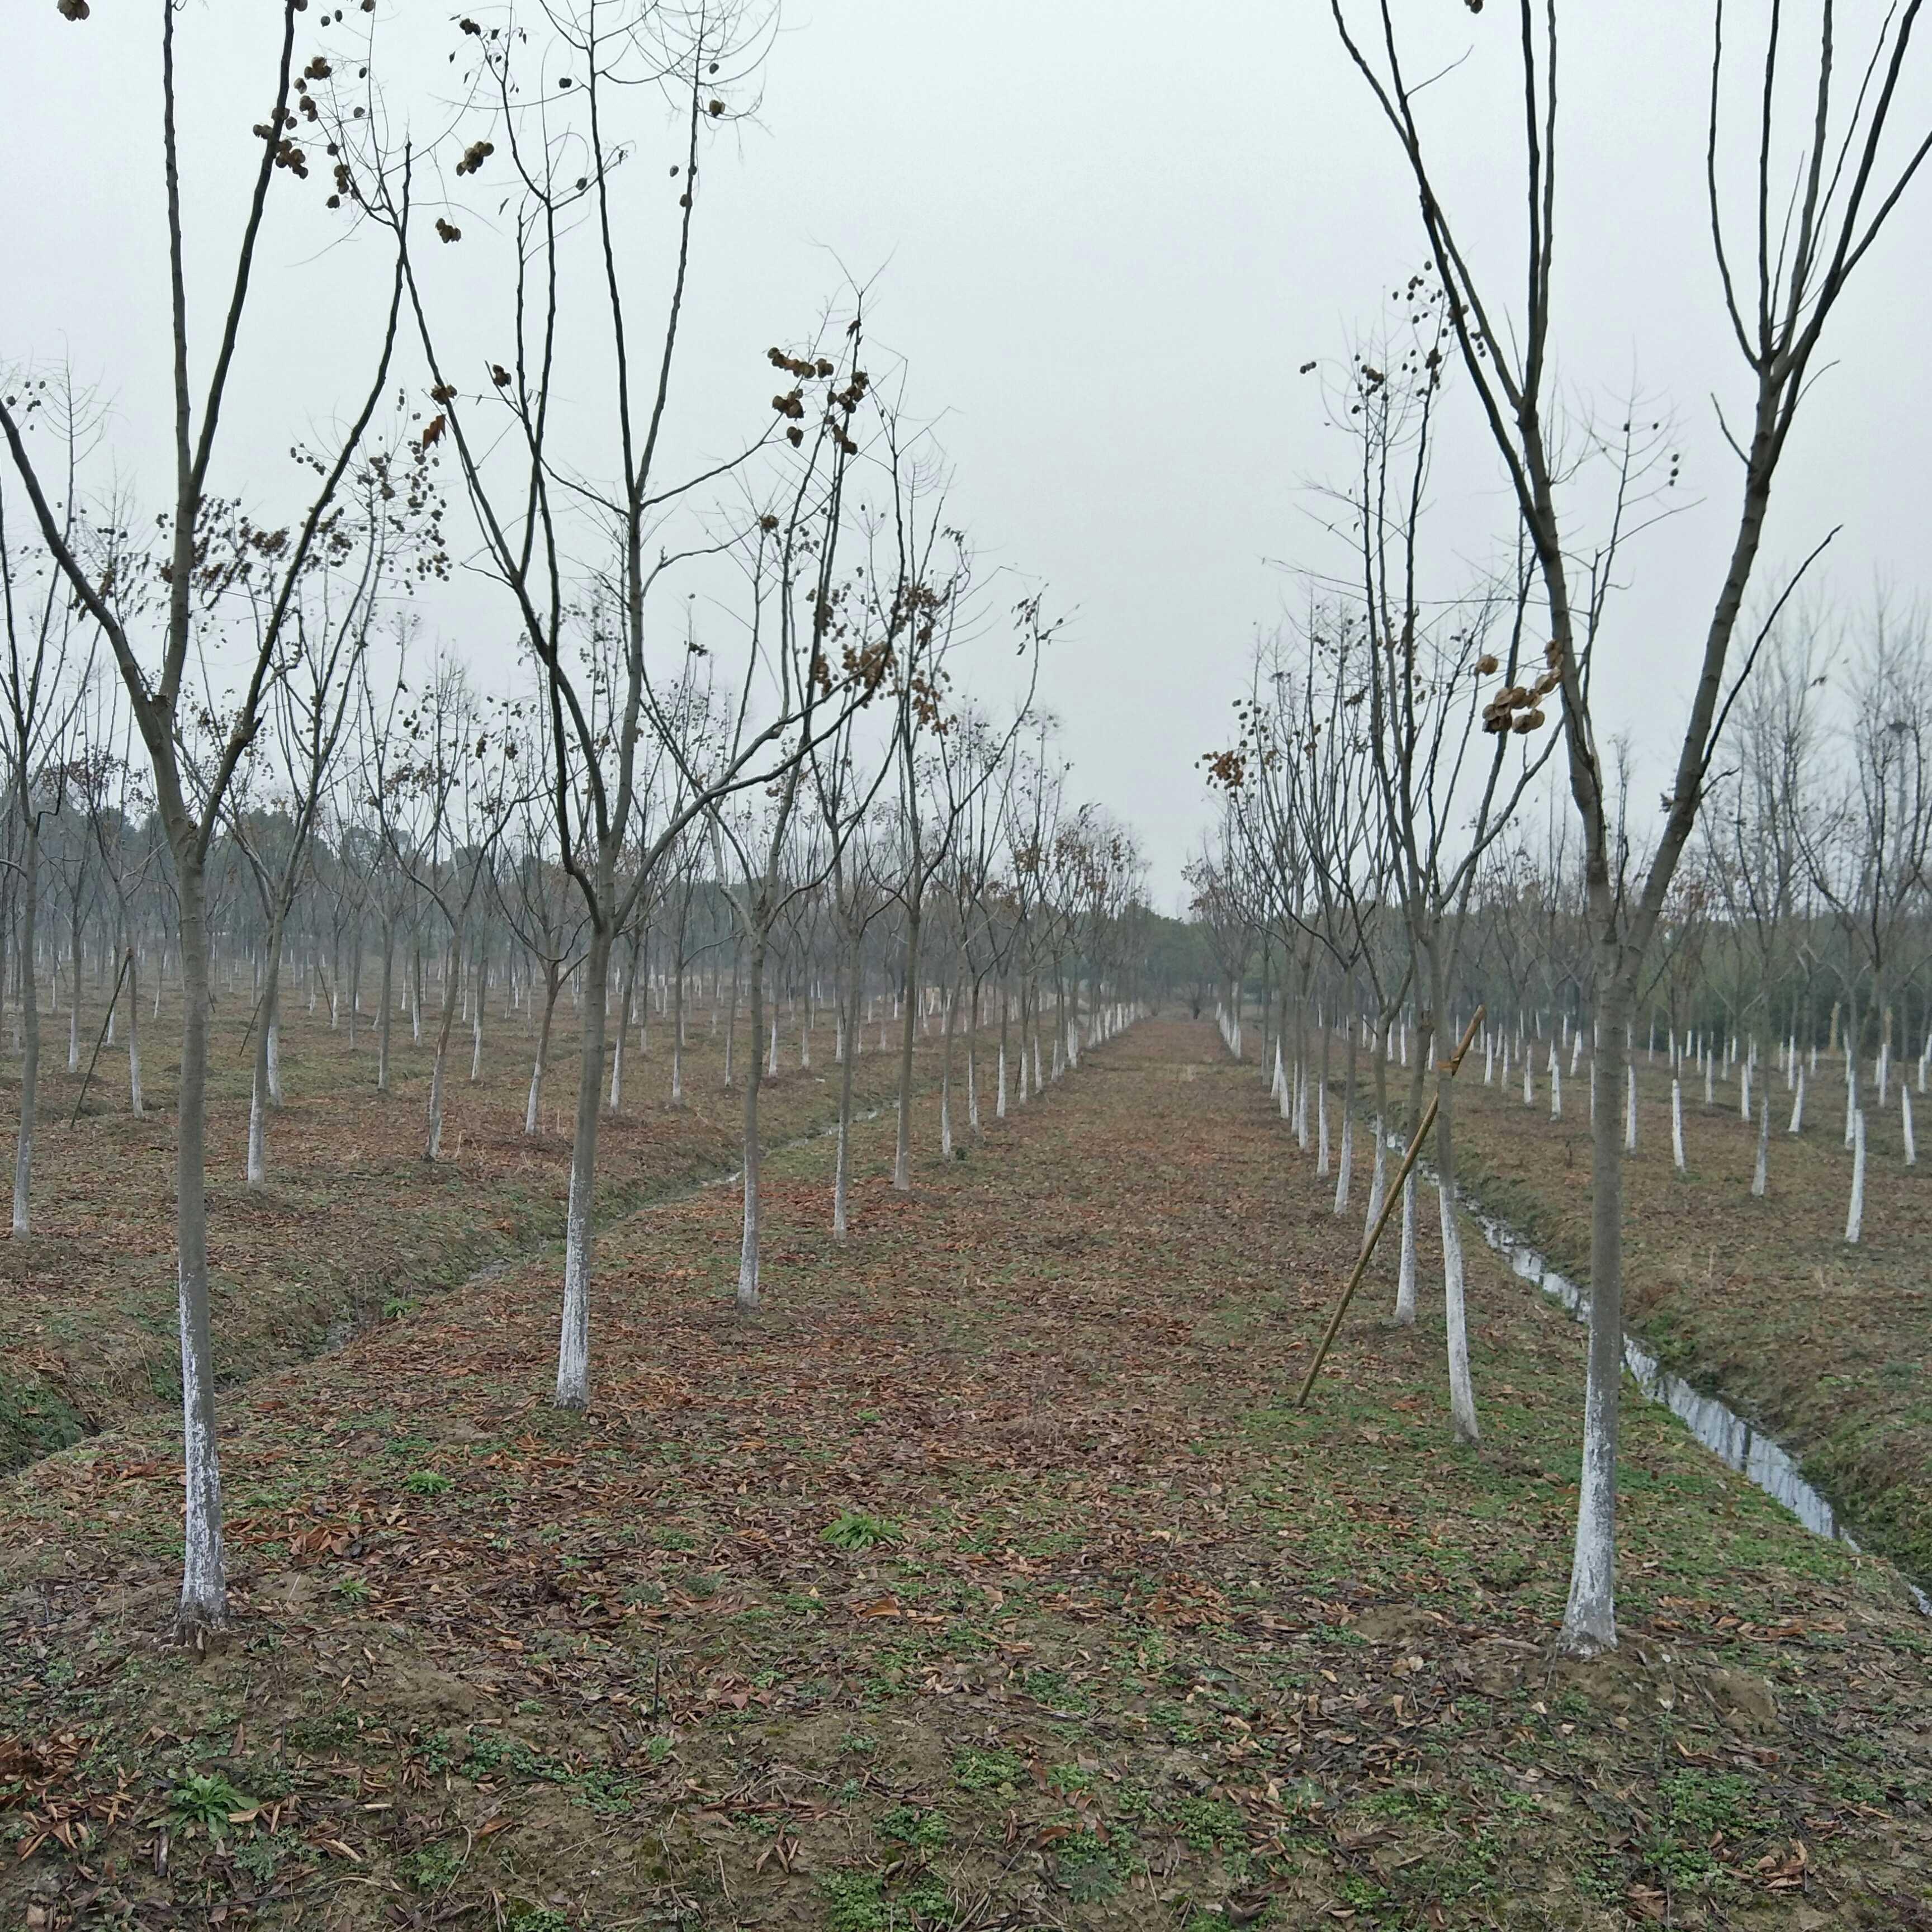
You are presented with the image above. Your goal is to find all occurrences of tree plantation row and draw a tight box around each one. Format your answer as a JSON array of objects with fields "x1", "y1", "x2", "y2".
[
  {"x1": 1137, "y1": 0, "x2": 1932, "y2": 1670},
  {"x1": 7, "y1": 0, "x2": 1932, "y2": 1730},
  {"x1": 0, "y1": 0, "x2": 1204, "y2": 1648}
]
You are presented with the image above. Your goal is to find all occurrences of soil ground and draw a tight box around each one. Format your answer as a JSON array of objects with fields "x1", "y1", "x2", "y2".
[
  {"x1": 0, "y1": 979, "x2": 944, "y2": 1469},
  {"x1": 0, "y1": 1017, "x2": 1926, "y2": 1930},
  {"x1": 1442, "y1": 1043, "x2": 1932, "y2": 1591}
]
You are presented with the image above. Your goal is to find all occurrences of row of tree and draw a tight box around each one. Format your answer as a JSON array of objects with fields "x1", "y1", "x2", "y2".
[
  {"x1": 1188, "y1": 0, "x2": 1932, "y2": 1659},
  {"x1": 0, "y1": 0, "x2": 1163, "y2": 1640}
]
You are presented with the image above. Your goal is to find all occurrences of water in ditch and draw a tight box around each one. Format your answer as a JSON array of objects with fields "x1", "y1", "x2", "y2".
[{"x1": 1454, "y1": 1191, "x2": 1932, "y2": 1616}]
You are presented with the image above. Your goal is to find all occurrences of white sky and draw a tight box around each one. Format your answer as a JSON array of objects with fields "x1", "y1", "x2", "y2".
[{"x1": 6, "y1": 0, "x2": 1929, "y2": 906}]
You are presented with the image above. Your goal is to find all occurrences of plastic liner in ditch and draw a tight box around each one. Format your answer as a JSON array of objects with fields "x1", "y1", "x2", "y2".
[{"x1": 1457, "y1": 1191, "x2": 1932, "y2": 1617}]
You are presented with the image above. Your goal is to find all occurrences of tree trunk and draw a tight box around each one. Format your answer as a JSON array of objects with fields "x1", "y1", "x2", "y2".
[
  {"x1": 348, "y1": 926, "x2": 361, "y2": 1048},
  {"x1": 834, "y1": 921, "x2": 863, "y2": 1237},
  {"x1": 527, "y1": 976, "x2": 561, "y2": 1134},
  {"x1": 470, "y1": 943, "x2": 485, "y2": 1083},
  {"x1": 1429, "y1": 953, "x2": 1476, "y2": 1441},
  {"x1": 67, "y1": 906, "x2": 81, "y2": 1075},
  {"x1": 127, "y1": 946, "x2": 144, "y2": 1116},
  {"x1": 424, "y1": 943, "x2": 461, "y2": 1159},
  {"x1": 738, "y1": 926, "x2": 767, "y2": 1307},
  {"x1": 247, "y1": 923, "x2": 282, "y2": 1186},
  {"x1": 173, "y1": 850, "x2": 226, "y2": 1638},
  {"x1": 377, "y1": 924, "x2": 394, "y2": 1091},
  {"x1": 671, "y1": 943, "x2": 686, "y2": 1105},
  {"x1": 555, "y1": 920, "x2": 612, "y2": 1409},
  {"x1": 893, "y1": 906, "x2": 922, "y2": 1190},
  {"x1": 1561, "y1": 974, "x2": 1631, "y2": 1656},
  {"x1": 12, "y1": 821, "x2": 37, "y2": 1237},
  {"x1": 940, "y1": 973, "x2": 959, "y2": 1159}
]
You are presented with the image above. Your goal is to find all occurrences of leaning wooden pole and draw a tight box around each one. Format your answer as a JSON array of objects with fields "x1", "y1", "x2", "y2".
[
  {"x1": 1295, "y1": 1004, "x2": 1484, "y2": 1407},
  {"x1": 69, "y1": 948, "x2": 135, "y2": 1129}
]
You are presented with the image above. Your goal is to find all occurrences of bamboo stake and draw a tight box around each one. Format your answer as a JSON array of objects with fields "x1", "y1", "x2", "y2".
[
  {"x1": 70, "y1": 948, "x2": 134, "y2": 1128},
  {"x1": 1296, "y1": 1005, "x2": 1484, "y2": 1407}
]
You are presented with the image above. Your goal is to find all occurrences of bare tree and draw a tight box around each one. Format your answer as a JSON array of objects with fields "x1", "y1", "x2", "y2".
[
  {"x1": 1, "y1": 0, "x2": 408, "y2": 1639},
  {"x1": 1332, "y1": 0, "x2": 1932, "y2": 1651}
]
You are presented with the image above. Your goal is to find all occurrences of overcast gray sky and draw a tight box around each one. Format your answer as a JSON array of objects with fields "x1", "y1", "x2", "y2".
[{"x1": 7, "y1": 0, "x2": 1929, "y2": 906}]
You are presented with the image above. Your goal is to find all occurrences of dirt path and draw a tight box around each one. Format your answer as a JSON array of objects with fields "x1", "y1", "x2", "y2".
[{"x1": 1, "y1": 1019, "x2": 1928, "y2": 1929}]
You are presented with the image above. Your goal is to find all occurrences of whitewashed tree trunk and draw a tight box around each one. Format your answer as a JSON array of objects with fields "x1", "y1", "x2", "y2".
[
  {"x1": 554, "y1": 922, "x2": 613, "y2": 1409},
  {"x1": 1903, "y1": 1085, "x2": 1916, "y2": 1167},
  {"x1": 1751, "y1": 1096, "x2": 1769, "y2": 1196},
  {"x1": 834, "y1": 968, "x2": 860, "y2": 1239},
  {"x1": 13, "y1": 827, "x2": 39, "y2": 1237},
  {"x1": 737, "y1": 931, "x2": 769, "y2": 1308},
  {"x1": 1561, "y1": 994, "x2": 1628, "y2": 1659},
  {"x1": 1393, "y1": 1169, "x2": 1418, "y2": 1325},
  {"x1": 967, "y1": 998, "x2": 981, "y2": 1132},
  {"x1": 1670, "y1": 1078, "x2": 1685, "y2": 1171},
  {"x1": 247, "y1": 944, "x2": 282, "y2": 1187},
  {"x1": 1845, "y1": 1109, "x2": 1867, "y2": 1244},
  {"x1": 376, "y1": 934, "x2": 394, "y2": 1092},
  {"x1": 1440, "y1": 1181, "x2": 1478, "y2": 1441},
  {"x1": 174, "y1": 854, "x2": 227, "y2": 1637},
  {"x1": 127, "y1": 954, "x2": 144, "y2": 1117},
  {"x1": 1363, "y1": 1116, "x2": 1386, "y2": 1251}
]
